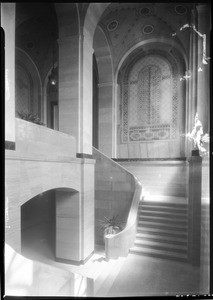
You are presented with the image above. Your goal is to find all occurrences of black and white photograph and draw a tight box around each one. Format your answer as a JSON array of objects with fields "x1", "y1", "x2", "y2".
[{"x1": 2, "y1": 1, "x2": 211, "y2": 298}]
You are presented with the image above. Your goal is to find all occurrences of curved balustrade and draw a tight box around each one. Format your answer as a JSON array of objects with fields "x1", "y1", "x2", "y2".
[
  {"x1": 105, "y1": 177, "x2": 142, "y2": 259},
  {"x1": 93, "y1": 147, "x2": 142, "y2": 260}
]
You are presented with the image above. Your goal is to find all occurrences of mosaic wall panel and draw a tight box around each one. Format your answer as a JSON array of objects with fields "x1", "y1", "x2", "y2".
[{"x1": 121, "y1": 54, "x2": 178, "y2": 143}]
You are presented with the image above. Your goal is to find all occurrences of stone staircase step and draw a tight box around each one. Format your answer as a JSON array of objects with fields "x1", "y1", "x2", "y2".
[
  {"x1": 130, "y1": 246, "x2": 188, "y2": 261},
  {"x1": 137, "y1": 227, "x2": 188, "y2": 238},
  {"x1": 139, "y1": 215, "x2": 187, "y2": 225},
  {"x1": 134, "y1": 239, "x2": 187, "y2": 253},
  {"x1": 95, "y1": 257, "x2": 125, "y2": 297},
  {"x1": 139, "y1": 210, "x2": 187, "y2": 218},
  {"x1": 139, "y1": 204, "x2": 187, "y2": 214},
  {"x1": 136, "y1": 232, "x2": 187, "y2": 245},
  {"x1": 139, "y1": 201, "x2": 187, "y2": 208},
  {"x1": 138, "y1": 220, "x2": 187, "y2": 230}
]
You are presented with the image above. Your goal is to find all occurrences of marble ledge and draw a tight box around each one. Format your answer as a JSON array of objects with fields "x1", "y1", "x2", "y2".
[{"x1": 5, "y1": 150, "x2": 96, "y2": 165}]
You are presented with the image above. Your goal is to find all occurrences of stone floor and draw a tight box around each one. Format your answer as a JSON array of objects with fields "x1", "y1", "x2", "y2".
[
  {"x1": 106, "y1": 253, "x2": 200, "y2": 297},
  {"x1": 21, "y1": 234, "x2": 200, "y2": 297}
]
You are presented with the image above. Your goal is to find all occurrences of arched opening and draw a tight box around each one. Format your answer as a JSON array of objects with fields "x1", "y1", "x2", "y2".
[
  {"x1": 15, "y1": 49, "x2": 42, "y2": 119},
  {"x1": 21, "y1": 188, "x2": 80, "y2": 263},
  {"x1": 15, "y1": 3, "x2": 59, "y2": 126},
  {"x1": 21, "y1": 190, "x2": 56, "y2": 261}
]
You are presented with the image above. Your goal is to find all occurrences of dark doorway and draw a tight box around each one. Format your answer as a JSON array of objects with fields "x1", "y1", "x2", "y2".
[{"x1": 21, "y1": 190, "x2": 56, "y2": 262}]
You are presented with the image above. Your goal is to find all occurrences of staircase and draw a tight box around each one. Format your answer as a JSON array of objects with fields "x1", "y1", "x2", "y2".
[{"x1": 130, "y1": 200, "x2": 188, "y2": 262}]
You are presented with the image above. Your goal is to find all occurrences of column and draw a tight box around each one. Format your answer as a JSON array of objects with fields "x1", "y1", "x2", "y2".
[
  {"x1": 55, "y1": 190, "x2": 81, "y2": 263},
  {"x1": 188, "y1": 155, "x2": 202, "y2": 266},
  {"x1": 58, "y1": 35, "x2": 80, "y2": 147},
  {"x1": 196, "y1": 4, "x2": 210, "y2": 133},
  {"x1": 186, "y1": 8, "x2": 198, "y2": 156},
  {"x1": 81, "y1": 33, "x2": 94, "y2": 155},
  {"x1": 1, "y1": 3, "x2": 16, "y2": 149},
  {"x1": 98, "y1": 82, "x2": 114, "y2": 157}
]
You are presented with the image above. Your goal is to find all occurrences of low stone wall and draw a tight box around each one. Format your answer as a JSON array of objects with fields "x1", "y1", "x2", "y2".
[{"x1": 15, "y1": 118, "x2": 76, "y2": 159}]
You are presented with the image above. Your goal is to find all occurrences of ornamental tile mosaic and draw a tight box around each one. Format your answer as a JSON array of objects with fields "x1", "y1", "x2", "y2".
[{"x1": 121, "y1": 54, "x2": 178, "y2": 143}]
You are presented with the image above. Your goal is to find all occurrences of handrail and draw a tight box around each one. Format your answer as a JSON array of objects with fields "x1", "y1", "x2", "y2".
[{"x1": 92, "y1": 147, "x2": 143, "y2": 260}]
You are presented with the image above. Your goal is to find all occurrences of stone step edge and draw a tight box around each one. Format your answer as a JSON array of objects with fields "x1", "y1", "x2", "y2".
[
  {"x1": 134, "y1": 239, "x2": 188, "y2": 251},
  {"x1": 139, "y1": 215, "x2": 188, "y2": 223},
  {"x1": 138, "y1": 221, "x2": 187, "y2": 229},
  {"x1": 137, "y1": 227, "x2": 188, "y2": 237},
  {"x1": 136, "y1": 233, "x2": 187, "y2": 244},
  {"x1": 130, "y1": 246, "x2": 188, "y2": 259}
]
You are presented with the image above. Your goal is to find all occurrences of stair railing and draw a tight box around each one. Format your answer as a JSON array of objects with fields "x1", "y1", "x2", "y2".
[
  {"x1": 93, "y1": 147, "x2": 142, "y2": 260},
  {"x1": 105, "y1": 177, "x2": 142, "y2": 260}
]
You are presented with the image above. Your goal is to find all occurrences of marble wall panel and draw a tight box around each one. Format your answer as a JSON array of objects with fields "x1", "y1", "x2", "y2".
[
  {"x1": 118, "y1": 161, "x2": 188, "y2": 197},
  {"x1": 128, "y1": 143, "x2": 141, "y2": 158},
  {"x1": 117, "y1": 140, "x2": 182, "y2": 159},
  {"x1": 15, "y1": 119, "x2": 76, "y2": 159}
]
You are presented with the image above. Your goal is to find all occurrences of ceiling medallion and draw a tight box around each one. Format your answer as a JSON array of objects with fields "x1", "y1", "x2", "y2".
[
  {"x1": 140, "y1": 7, "x2": 151, "y2": 16},
  {"x1": 107, "y1": 20, "x2": 118, "y2": 32},
  {"x1": 175, "y1": 5, "x2": 187, "y2": 15},
  {"x1": 142, "y1": 25, "x2": 154, "y2": 35}
]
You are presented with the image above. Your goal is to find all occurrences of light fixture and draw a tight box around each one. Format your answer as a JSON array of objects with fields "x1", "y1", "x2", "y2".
[{"x1": 48, "y1": 39, "x2": 57, "y2": 86}]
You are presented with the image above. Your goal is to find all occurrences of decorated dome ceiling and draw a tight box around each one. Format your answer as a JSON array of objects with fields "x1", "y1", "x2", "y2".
[{"x1": 96, "y1": 2, "x2": 193, "y2": 69}]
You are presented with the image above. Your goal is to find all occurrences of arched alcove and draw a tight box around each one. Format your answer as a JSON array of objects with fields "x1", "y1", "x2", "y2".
[
  {"x1": 117, "y1": 43, "x2": 186, "y2": 159},
  {"x1": 15, "y1": 48, "x2": 42, "y2": 118},
  {"x1": 21, "y1": 188, "x2": 80, "y2": 263}
]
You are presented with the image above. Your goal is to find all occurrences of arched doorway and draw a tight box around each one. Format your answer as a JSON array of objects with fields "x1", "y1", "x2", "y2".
[
  {"x1": 117, "y1": 47, "x2": 186, "y2": 159},
  {"x1": 21, "y1": 188, "x2": 80, "y2": 263},
  {"x1": 21, "y1": 190, "x2": 56, "y2": 261}
]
